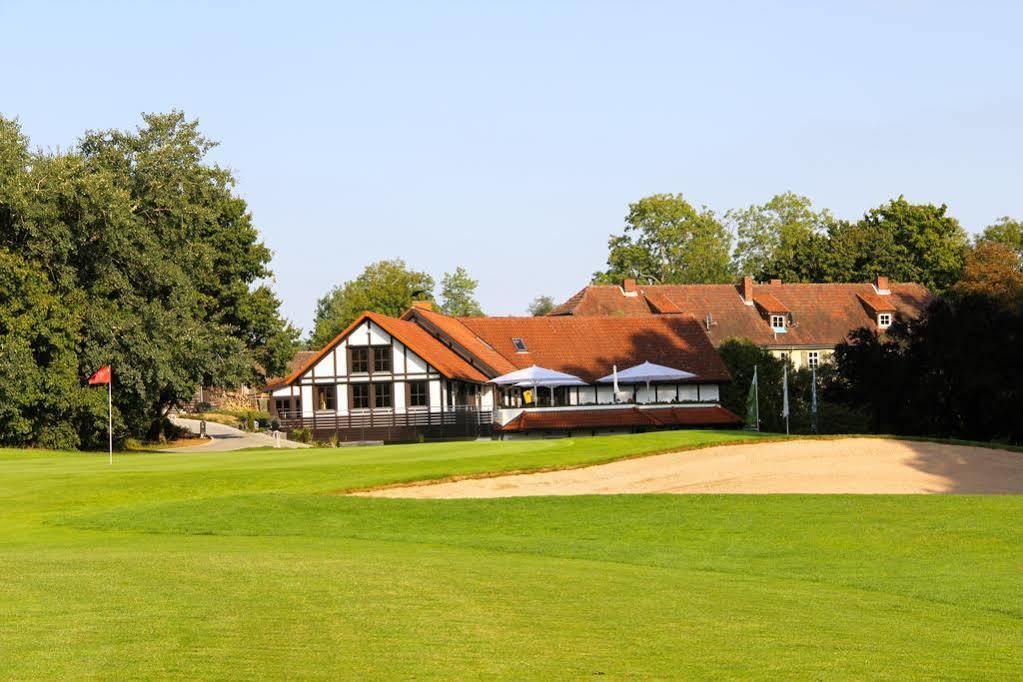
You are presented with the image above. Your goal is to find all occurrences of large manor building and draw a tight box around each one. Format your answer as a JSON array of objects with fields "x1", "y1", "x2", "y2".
[{"x1": 266, "y1": 276, "x2": 931, "y2": 442}]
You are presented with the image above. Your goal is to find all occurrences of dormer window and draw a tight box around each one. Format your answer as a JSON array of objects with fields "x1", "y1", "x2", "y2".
[
  {"x1": 512, "y1": 337, "x2": 528, "y2": 353},
  {"x1": 878, "y1": 313, "x2": 892, "y2": 329},
  {"x1": 770, "y1": 314, "x2": 787, "y2": 332}
]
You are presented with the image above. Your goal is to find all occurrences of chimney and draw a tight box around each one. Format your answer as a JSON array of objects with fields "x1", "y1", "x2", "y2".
[
  {"x1": 875, "y1": 276, "x2": 890, "y2": 294},
  {"x1": 622, "y1": 278, "x2": 638, "y2": 296},
  {"x1": 411, "y1": 300, "x2": 434, "y2": 311},
  {"x1": 741, "y1": 276, "x2": 754, "y2": 305},
  {"x1": 770, "y1": 278, "x2": 781, "y2": 286}
]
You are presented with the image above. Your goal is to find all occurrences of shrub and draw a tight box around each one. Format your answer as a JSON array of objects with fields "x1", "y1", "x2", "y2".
[{"x1": 290, "y1": 427, "x2": 312, "y2": 444}]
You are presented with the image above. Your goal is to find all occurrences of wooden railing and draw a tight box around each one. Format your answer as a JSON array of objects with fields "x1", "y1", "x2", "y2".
[{"x1": 277, "y1": 407, "x2": 493, "y2": 437}]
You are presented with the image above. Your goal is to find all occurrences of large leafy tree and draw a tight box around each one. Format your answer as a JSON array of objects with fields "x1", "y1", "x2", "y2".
[
  {"x1": 594, "y1": 193, "x2": 734, "y2": 284},
  {"x1": 439, "y1": 266, "x2": 483, "y2": 317},
  {"x1": 728, "y1": 193, "x2": 835, "y2": 281},
  {"x1": 981, "y1": 216, "x2": 1023, "y2": 260},
  {"x1": 827, "y1": 197, "x2": 969, "y2": 292},
  {"x1": 528, "y1": 295, "x2": 555, "y2": 316},
  {"x1": 952, "y1": 241, "x2": 1023, "y2": 307},
  {"x1": 0, "y1": 112, "x2": 296, "y2": 446},
  {"x1": 311, "y1": 259, "x2": 435, "y2": 348}
]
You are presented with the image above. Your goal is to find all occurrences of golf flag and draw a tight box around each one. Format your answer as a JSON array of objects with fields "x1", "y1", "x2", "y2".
[
  {"x1": 88, "y1": 365, "x2": 113, "y2": 464},
  {"x1": 88, "y1": 365, "x2": 111, "y2": 385},
  {"x1": 744, "y1": 365, "x2": 759, "y2": 431},
  {"x1": 781, "y1": 364, "x2": 790, "y2": 435}
]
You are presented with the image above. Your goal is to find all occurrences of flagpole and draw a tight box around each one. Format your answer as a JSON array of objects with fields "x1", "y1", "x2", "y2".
[
  {"x1": 783, "y1": 365, "x2": 790, "y2": 435},
  {"x1": 107, "y1": 377, "x2": 113, "y2": 465},
  {"x1": 753, "y1": 365, "x2": 759, "y2": 431}
]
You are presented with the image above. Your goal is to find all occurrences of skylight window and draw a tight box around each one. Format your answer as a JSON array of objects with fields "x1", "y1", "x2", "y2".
[{"x1": 512, "y1": 337, "x2": 528, "y2": 353}]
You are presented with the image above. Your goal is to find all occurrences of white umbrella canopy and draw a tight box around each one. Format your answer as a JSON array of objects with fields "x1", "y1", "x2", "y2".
[
  {"x1": 597, "y1": 361, "x2": 697, "y2": 404},
  {"x1": 597, "y1": 361, "x2": 696, "y2": 384},
  {"x1": 489, "y1": 365, "x2": 587, "y2": 386}
]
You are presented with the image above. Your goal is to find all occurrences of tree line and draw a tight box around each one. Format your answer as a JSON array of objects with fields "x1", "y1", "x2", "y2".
[
  {"x1": 595, "y1": 191, "x2": 1022, "y2": 295},
  {"x1": 0, "y1": 113, "x2": 298, "y2": 448}
]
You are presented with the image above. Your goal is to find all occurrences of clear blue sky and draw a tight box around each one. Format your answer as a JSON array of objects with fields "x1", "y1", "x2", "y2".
[{"x1": 3, "y1": 1, "x2": 1021, "y2": 334}]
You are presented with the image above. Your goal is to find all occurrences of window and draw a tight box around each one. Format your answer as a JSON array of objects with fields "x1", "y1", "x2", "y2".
[
  {"x1": 373, "y1": 346, "x2": 392, "y2": 373},
  {"x1": 314, "y1": 385, "x2": 335, "y2": 411},
  {"x1": 408, "y1": 380, "x2": 428, "y2": 408},
  {"x1": 374, "y1": 382, "x2": 392, "y2": 409},
  {"x1": 807, "y1": 351, "x2": 820, "y2": 369},
  {"x1": 350, "y1": 347, "x2": 369, "y2": 373},
  {"x1": 351, "y1": 383, "x2": 370, "y2": 409},
  {"x1": 512, "y1": 337, "x2": 528, "y2": 352},
  {"x1": 878, "y1": 313, "x2": 892, "y2": 329},
  {"x1": 770, "y1": 314, "x2": 786, "y2": 331}
]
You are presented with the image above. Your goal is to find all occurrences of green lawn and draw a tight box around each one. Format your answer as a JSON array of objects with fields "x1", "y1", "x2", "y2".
[{"x1": 1, "y1": 431, "x2": 1020, "y2": 679}]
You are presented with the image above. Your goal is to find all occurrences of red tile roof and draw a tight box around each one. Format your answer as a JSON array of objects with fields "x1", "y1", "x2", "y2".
[
  {"x1": 499, "y1": 405, "x2": 741, "y2": 431},
  {"x1": 276, "y1": 311, "x2": 487, "y2": 387},
  {"x1": 551, "y1": 281, "x2": 932, "y2": 347},
  {"x1": 753, "y1": 292, "x2": 790, "y2": 314},
  {"x1": 404, "y1": 307, "x2": 519, "y2": 376},
  {"x1": 856, "y1": 292, "x2": 898, "y2": 314},
  {"x1": 455, "y1": 314, "x2": 731, "y2": 383}
]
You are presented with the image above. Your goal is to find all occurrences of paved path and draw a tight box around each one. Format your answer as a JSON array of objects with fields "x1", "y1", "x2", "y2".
[
  {"x1": 357, "y1": 438, "x2": 1023, "y2": 498},
  {"x1": 167, "y1": 417, "x2": 308, "y2": 452}
]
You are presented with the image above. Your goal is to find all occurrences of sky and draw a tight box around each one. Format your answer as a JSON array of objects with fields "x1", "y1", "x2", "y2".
[{"x1": 3, "y1": 1, "x2": 1022, "y2": 334}]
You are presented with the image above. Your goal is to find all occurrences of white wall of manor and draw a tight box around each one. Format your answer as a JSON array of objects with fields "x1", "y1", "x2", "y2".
[{"x1": 270, "y1": 320, "x2": 492, "y2": 418}]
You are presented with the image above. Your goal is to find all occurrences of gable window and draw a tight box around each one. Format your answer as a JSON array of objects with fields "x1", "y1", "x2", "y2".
[
  {"x1": 770, "y1": 314, "x2": 786, "y2": 332},
  {"x1": 374, "y1": 382, "x2": 392, "y2": 409},
  {"x1": 512, "y1": 337, "x2": 528, "y2": 353},
  {"x1": 408, "y1": 380, "x2": 428, "y2": 408},
  {"x1": 807, "y1": 351, "x2": 820, "y2": 369},
  {"x1": 350, "y1": 347, "x2": 369, "y2": 373},
  {"x1": 373, "y1": 346, "x2": 392, "y2": 373},
  {"x1": 351, "y1": 383, "x2": 370, "y2": 409},
  {"x1": 314, "y1": 385, "x2": 336, "y2": 411},
  {"x1": 878, "y1": 313, "x2": 892, "y2": 329}
]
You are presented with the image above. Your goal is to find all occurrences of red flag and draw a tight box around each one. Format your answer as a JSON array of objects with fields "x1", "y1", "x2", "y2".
[{"x1": 88, "y1": 365, "x2": 111, "y2": 385}]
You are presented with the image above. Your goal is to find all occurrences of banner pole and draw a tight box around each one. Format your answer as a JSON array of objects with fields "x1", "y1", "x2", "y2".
[{"x1": 108, "y1": 377, "x2": 113, "y2": 465}]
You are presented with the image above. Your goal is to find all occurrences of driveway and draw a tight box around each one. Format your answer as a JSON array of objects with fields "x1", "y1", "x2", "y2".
[{"x1": 167, "y1": 417, "x2": 308, "y2": 452}]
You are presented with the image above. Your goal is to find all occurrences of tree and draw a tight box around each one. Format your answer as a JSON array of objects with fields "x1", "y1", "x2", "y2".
[
  {"x1": 439, "y1": 267, "x2": 483, "y2": 317},
  {"x1": 728, "y1": 193, "x2": 835, "y2": 281},
  {"x1": 952, "y1": 241, "x2": 1023, "y2": 306},
  {"x1": 594, "y1": 193, "x2": 734, "y2": 284},
  {"x1": 830, "y1": 295, "x2": 1023, "y2": 444},
  {"x1": 0, "y1": 112, "x2": 296, "y2": 446},
  {"x1": 827, "y1": 197, "x2": 969, "y2": 292},
  {"x1": 311, "y1": 259, "x2": 434, "y2": 348},
  {"x1": 528, "y1": 295, "x2": 555, "y2": 316},
  {"x1": 981, "y1": 217, "x2": 1023, "y2": 260}
]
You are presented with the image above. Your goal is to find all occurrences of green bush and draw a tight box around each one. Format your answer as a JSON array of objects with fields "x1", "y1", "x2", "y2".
[{"x1": 290, "y1": 427, "x2": 312, "y2": 444}]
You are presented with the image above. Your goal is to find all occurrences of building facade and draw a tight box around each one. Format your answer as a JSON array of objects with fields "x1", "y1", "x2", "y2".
[
  {"x1": 550, "y1": 276, "x2": 932, "y2": 370},
  {"x1": 267, "y1": 304, "x2": 740, "y2": 442}
]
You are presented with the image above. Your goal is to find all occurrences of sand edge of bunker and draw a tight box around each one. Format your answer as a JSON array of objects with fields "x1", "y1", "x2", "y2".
[{"x1": 346, "y1": 435, "x2": 1023, "y2": 498}]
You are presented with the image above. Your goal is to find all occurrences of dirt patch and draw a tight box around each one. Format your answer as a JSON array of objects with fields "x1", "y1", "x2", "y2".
[{"x1": 355, "y1": 438, "x2": 1023, "y2": 498}]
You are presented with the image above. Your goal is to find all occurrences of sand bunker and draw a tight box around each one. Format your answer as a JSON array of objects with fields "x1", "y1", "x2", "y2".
[{"x1": 357, "y1": 438, "x2": 1023, "y2": 498}]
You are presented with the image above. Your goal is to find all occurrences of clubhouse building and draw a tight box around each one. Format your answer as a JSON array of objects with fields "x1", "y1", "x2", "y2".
[{"x1": 267, "y1": 276, "x2": 930, "y2": 443}]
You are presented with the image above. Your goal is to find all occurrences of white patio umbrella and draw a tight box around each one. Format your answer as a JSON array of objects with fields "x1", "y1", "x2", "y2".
[
  {"x1": 597, "y1": 361, "x2": 697, "y2": 403},
  {"x1": 490, "y1": 365, "x2": 587, "y2": 406}
]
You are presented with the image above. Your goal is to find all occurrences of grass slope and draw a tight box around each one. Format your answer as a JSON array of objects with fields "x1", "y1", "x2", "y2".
[{"x1": 1, "y1": 430, "x2": 1021, "y2": 679}]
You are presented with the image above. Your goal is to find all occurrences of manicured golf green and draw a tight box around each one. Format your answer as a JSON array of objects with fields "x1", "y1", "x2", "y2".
[{"x1": 1, "y1": 431, "x2": 1020, "y2": 678}]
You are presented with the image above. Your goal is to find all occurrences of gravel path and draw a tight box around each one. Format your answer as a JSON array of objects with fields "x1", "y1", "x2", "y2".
[
  {"x1": 167, "y1": 417, "x2": 307, "y2": 452},
  {"x1": 357, "y1": 438, "x2": 1023, "y2": 498}
]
